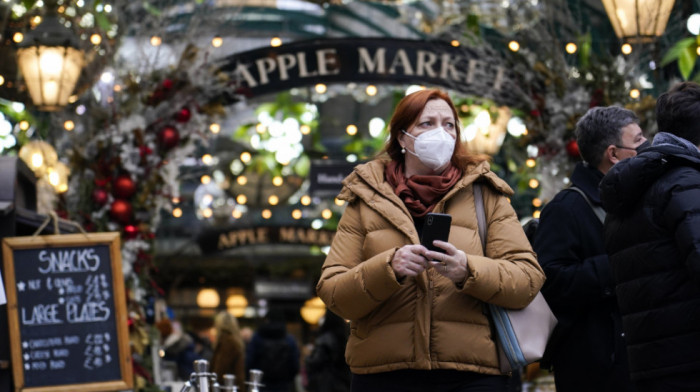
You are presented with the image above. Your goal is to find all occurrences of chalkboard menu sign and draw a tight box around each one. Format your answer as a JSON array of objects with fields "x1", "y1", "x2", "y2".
[{"x1": 2, "y1": 233, "x2": 132, "y2": 392}]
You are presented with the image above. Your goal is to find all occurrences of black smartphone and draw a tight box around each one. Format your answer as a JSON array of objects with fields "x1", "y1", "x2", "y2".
[{"x1": 420, "y1": 212, "x2": 452, "y2": 255}]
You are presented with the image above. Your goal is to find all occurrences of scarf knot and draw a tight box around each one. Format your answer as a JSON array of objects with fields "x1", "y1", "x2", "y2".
[{"x1": 385, "y1": 161, "x2": 462, "y2": 217}]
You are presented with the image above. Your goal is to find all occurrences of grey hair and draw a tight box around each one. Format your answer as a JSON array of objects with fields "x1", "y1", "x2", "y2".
[{"x1": 574, "y1": 106, "x2": 639, "y2": 168}]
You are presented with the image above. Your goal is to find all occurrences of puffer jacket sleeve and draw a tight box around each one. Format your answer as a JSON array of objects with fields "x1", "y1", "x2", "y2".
[
  {"x1": 659, "y1": 167, "x2": 700, "y2": 278},
  {"x1": 316, "y1": 200, "x2": 403, "y2": 320},
  {"x1": 460, "y1": 186, "x2": 544, "y2": 309}
]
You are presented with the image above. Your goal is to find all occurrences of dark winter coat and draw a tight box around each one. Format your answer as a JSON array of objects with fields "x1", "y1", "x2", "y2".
[
  {"x1": 305, "y1": 326, "x2": 351, "y2": 392},
  {"x1": 533, "y1": 162, "x2": 633, "y2": 391},
  {"x1": 600, "y1": 132, "x2": 700, "y2": 383},
  {"x1": 246, "y1": 321, "x2": 300, "y2": 392}
]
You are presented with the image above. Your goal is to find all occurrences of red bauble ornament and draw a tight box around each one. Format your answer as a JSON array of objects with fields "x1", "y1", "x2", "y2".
[
  {"x1": 124, "y1": 224, "x2": 139, "y2": 239},
  {"x1": 162, "y1": 78, "x2": 173, "y2": 90},
  {"x1": 113, "y1": 175, "x2": 136, "y2": 199},
  {"x1": 566, "y1": 140, "x2": 580, "y2": 158},
  {"x1": 110, "y1": 200, "x2": 133, "y2": 224},
  {"x1": 158, "y1": 126, "x2": 180, "y2": 150},
  {"x1": 175, "y1": 107, "x2": 191, "y2": 123},
  {"x1": 92, "y1": 188, "x2": 109, "y2": 205}
]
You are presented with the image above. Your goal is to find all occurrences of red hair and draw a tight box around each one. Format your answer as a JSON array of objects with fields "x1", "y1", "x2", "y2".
[{"x1": 380, "y1": 89, "x2": 487, "y2": 169}]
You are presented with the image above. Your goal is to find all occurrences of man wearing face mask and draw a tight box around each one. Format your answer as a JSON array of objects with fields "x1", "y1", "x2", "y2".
[
  {"x1": 317, "y1": 89, "x2": 544, "y2": 392},
  {"x1": 533, "y1": 106, "x2": 647, "y2": 392}
]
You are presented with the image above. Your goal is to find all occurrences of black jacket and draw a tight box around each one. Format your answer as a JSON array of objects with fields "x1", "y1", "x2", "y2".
[
  {"x1": 600, "y1": 132, "x2": 700, "y2": 382},
  {"x1": 534, "y1": 162, "x2": 633, "y2": 391}
]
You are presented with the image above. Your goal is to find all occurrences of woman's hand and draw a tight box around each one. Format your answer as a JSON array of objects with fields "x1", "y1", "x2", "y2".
[
  {"x1": 391, "y1": 241, "x2": 468, "y2": 284},
  {"x1": 391, "y1": 244, "x2": 430, "y2": 279},
  {"x1": 425, "y1": 240, "x2": 468, "y2": 284}
]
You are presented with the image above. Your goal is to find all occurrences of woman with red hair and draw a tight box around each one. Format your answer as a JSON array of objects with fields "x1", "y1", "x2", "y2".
[{"x1": 317, "y1": 88, "x2": 544, "y2": 392}]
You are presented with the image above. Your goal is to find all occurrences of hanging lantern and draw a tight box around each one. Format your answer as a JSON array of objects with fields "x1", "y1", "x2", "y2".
[
  {"x1": 226, "y1": 293, "x2": 249, "y2": 318},
  {"x1": 196, "y1": 288, "x2": 220, "y2": 309},
  {"x1": 16, "y1": 1, "x2": 85, "y2": 111},
  {"x1": 46, "y1": 161, "x2": 70, "y2": 193},
  {"x1": 300, "y1": 297, "x2": 326, "y2": 325},
  {"x1": 18, "y1": 140, "x2": 58, "y2": 177},
  {"x1": 601, "y1": 0, "x2": 675, "y2": 43}
]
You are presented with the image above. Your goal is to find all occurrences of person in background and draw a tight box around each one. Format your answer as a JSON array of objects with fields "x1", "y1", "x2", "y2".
[
  {"x1": 305, "y1": 310, "x2": 351, "y2": 392},
  {"x1": 246, "y1": 309, "x2": 300, "y2": 392},
  {"x1": 600, "y1": 81, "x2": 700, "y2": 391},
  {"x1": 316, "y1": 88, "x2": 545, "y2": 392},
  {"x1": 533, "y1": 106, "x2": 645, "y2": 392},
  {"x1": 210, "y1": 311, "x2": 246, "y2": 391},
  {"x1": 156, "y1": 318, "x2": 202, "y2": 381}
]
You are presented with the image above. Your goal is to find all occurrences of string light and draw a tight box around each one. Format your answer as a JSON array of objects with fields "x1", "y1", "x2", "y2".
[
  {"x1": 315, "y1": 84, "x2": 327, "y2": 94},
  {"x1": 321, "y1": 209, "x2": 332, "y2": 219},
  {"x1": 90, "y1": 33, "x2": 102, "y2": 45},
  {"x1": 211, "y1": 35, "x2": 223, "y2": 48},
  {"x1": 210, "y1": 123, "x2": 221, "y2": 134},
  {"x1": 450, "y1": 40, "x2": 460, "y2": 47},
  {"x1": 150, "y1": 35, "x2": 162, "y2": 46},
  {"x1": 262, "y1": 209, "x2": 272, "y2": 219},
  {"x1": 173, "y1": 208, "x2": 183, "y2": 218},
  {"x1": 508, "y1": 41, "x2": 520, "y2": 52},
  {"x1": 236, "y1": 195, "x2": 247, "y2": 204},
  {"x1": 525, "y1": 158, "x2": 536, "y2": 168},
  {"x1": 621, "y1": 43, "x2": 632, "y2": 55},
  {"x1": 346, "y1": 124, "x2": 358, "y2": 136},
  {"x1": 565, "y1": 43, "x2": 577, "y2": 54},
  {"x1": 292, "y1": 209, "x2": 302, "y2": 219},
  {"x1": 366, "y1": 85, "x2": 378, "y2": 96},
  {"x1": 201, "y1": 175, "x2": 211, "y2": 184},
  {"x1": 528, "y1": 178, "x2": 539, "y2": 189},
  {"x1": 270, "y1": 37, "x2": 282, "y2": 47},
  {"x1": 240, "y1": 152, "x2": 252, "y2": 163},
  {"x1": 268, "y1": 195, "x2": 279, "y2": 205},
  {"x1": 629, "y1": 89, "x2": 641, "y2": 99},
  {"x1": 301, "y1": 195, "x2": 311, "y2": 205},
  {"x1": 63, "y1": 120, "x2": 75, "y2": 131},
  {"x1": 237, "y1": 176, "x2": 248, "y2": 185},
  {"x1": 272, "y1": 176, "x2": 283, "y2": 186}
]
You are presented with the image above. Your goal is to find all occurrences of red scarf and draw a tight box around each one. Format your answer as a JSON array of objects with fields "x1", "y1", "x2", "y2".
[{"x1": 385, "y1": 161, "x2": 462, "y2": 217}]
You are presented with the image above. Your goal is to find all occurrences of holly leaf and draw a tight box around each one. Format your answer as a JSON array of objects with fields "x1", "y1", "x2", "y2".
[
  {"x1": 678, "y1": 45, "x2": 698, "y2": 80},
  {"x1": 660, "y1": 37, "x2": 696, "y2": 66}
]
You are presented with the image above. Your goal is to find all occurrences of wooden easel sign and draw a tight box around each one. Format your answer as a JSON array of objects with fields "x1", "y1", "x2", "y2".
[{"x1": 2, "y1": 232, "x2": 133, "y2": 392}]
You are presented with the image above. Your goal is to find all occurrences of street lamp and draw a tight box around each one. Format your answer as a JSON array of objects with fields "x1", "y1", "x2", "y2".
[
  {"x1": 16, "y1": 2, "x2": 85, "y2": 111},
  {"x1": 601, "y1": 0, "x2": 676, "y2": 43}
]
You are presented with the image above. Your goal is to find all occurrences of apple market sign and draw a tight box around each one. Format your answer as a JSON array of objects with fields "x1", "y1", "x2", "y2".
[{"x1": 218, "y1": 38, "x2": 524, "y2": 106}]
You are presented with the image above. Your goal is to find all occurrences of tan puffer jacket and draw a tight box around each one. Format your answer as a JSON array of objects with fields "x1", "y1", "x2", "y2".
[{"x1": 316, "y1": 159, "x2": 544, "y2": 376}]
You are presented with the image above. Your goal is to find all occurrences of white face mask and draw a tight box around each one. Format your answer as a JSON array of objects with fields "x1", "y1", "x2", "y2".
[{"x1": 402, "y1": 127, "x2": 455, "y2": 171}]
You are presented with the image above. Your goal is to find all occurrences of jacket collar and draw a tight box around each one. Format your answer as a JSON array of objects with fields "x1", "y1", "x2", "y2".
[
  {"x1": 338, "y1": 158, "x2": 514, "y2": 240},
  {"x1": 570, "y1": 162, "x2": 604, "y2": 205}
]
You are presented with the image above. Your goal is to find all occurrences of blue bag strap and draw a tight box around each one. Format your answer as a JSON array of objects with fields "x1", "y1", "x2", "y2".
[{"x1": 474, "y1": 183, "x2": 527, "y2": 371}]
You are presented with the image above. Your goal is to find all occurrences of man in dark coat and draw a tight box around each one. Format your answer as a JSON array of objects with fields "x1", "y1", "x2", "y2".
[
  {"x1": 600, "y1": 81, "x2": 700, "y2": 392},
  {"x1": 533, "y1": 106, "x2": 647, "y2": 391}
]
